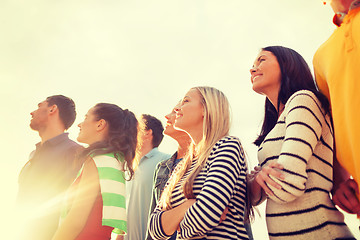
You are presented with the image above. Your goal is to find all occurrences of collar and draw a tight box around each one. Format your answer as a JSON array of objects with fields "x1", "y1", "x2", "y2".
[
  {"x1": 333, "y1": 0, "x2": 360, "y2": 26},
  {"x1": 36, "y1": 132, "x2": 69, "y2": 149},
  {"x1": 159, "y1": 152, "x2": 178, "y2": 167},
  {"x1": 142, "y1": 147, "x2": 160, "y2": 159}
]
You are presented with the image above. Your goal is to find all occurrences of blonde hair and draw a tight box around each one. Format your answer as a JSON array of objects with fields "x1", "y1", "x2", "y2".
[
  {"x1": 159, "y1": 86, "x2": 231, "y2": 210},
  {"x1": 133, "y1": 116, "x2": 146, "y2": 170}
]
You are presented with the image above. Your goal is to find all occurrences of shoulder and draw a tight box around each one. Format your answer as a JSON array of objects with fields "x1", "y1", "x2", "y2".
[
  {"x1": 61, "y1": 135, "x2": 81, "y2": 148},
  {"x1": 92, "y1": 153, "x2": 121, "y2": 170},
  {"x1": 62, "y1": 138, "x2": 82, "y2": 155},
  {"x1": 211, "y1": 136, "x2": 244, "y2": 158},
  {"x1": 148, "y1": 148, "x2": 171, "y2": 161},
  {"x1": 214, "y1": 135, "x2": 242, "y2": 148},
  {"x1": 287, "y1": 90, "x2": 318, "y2": 105},
  {"x1": 158, "y1": 152, "x2": 176, "y2": 167},
  {"x1": 285, "y1": 90, "x2": 323, "y2": 113}
]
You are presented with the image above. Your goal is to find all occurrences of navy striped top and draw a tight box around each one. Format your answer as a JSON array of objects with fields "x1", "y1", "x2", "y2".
[{"x1": 148, "y1": 136, "x2": 249, "y2": 239}]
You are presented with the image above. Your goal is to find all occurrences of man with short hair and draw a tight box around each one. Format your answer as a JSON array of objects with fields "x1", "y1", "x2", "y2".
[
  {"x1": 17, "y1": 95, "x2": 83, "y2": 240},
  {"x1": 125, "y1": 114, "x2": 170, "y2": 240}
]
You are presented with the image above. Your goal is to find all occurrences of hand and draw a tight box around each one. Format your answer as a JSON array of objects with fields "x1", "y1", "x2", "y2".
[
  {"x1": 332, "y1": 179, "x2": 360, "y2": 215},
  {"x1": 255, "y1": 162, "x2": 284, "y2": 196},
  {"x1": 248, "y1": 166, "x2": 261, "y2": 180},
  {"x1": 220, "y1": 207, "x2": 229, "y2": 223},
  {"x1": 115, "y1": 234, "x2": 124, "y2": 240}
]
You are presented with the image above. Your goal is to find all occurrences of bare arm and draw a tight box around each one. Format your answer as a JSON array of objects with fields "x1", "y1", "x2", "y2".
[
  {"x1": 160, "y1": 199, "x2": 196, "y2": 235},
  {"x1": 52, "y1": 158, "x2": 99, "y2": 240}
]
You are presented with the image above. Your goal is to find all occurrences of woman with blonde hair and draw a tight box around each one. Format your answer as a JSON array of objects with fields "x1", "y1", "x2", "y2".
[{"x1": 148, "y1": 86, "x2": 250, "y2": 239}]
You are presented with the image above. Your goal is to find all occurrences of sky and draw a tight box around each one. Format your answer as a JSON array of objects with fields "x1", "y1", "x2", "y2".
[{"x1": 1, "y1": 0, "x2": 359, "y2": 239}]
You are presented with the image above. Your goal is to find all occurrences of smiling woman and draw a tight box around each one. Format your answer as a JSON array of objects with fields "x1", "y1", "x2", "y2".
[
  {"x1": 148, "y1": 86, "x2": 250, "y2": 239},
  {"x1": 247, "y1": 46, "x2": 355, "y2": 239}
]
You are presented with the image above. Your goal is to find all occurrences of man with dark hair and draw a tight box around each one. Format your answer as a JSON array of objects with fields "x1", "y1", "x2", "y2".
[
  {"x1": 142, "y1": 114, "x2": 165, "y2": 148},
  {"x1": 17, "y1": 95, "x2": 83, "y2": 240},
  {"x1": 46, "y1": 95, "x2": 76, "y2": 130},
  {"x1": 124, "y1": 114, "x2": 170, "y2": 240}
]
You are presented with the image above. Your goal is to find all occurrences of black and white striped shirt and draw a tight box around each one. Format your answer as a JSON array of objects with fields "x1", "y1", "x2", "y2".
[
  {"x1": 148, "y1": 136, "x2": 249, "y2": 239},
  {"x1": 257, "y1": 90, "x2": 354, "y2": 239}
]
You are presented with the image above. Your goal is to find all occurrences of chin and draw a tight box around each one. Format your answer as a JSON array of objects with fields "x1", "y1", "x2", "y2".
[
  {"x1": 29, "y1": 123, "x2": 38, "y2": 131},
  {"x1": 164, "y1": 127, "x2": 175, "y2": 135},
  {"x1": 252, "y1": 86, "x2": 263, "y2": 95},
  {"x1": 174, "y1": 125, "x2": 187, "y2": 133},
  {"x1": 77, "y1": 135, "x2": 84, "y2": 143}
]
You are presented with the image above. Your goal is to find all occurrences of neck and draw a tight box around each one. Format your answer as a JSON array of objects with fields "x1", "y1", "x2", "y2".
[
  {"x1": 176, "y1": 136, "x2": 191, "y2": 159},
  {"x1": 139, "y1": 143, "x2": 154, "y2": 159},
  {"x1": 277, "y1": 104, "x2": 285, "y2": 118},
  {"x1": 267, "y1": 92, "x2": 279, "y2": 110},
  {"x1": 39, "y1": 127, "x2": 65, "y2": 144},
  {"x1": 186, "y1": 126, "x2": 203, "y2": 145}
]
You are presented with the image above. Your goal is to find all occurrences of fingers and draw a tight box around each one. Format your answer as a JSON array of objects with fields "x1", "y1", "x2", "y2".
[
  {"x1": 254, "y1": 162, "x2": 285, "y2": 196},
  {"x1": 255, "y1": 171, "x2": 277, "y2": 196},
  {"x1": 333, "y1": 179, "x2": 360, "y2": 214},
  {"x1": 220, "y1": 207, "x2": 229, "y2": 223},
  {"x1": 254, "y1": 166, "x2": 262, "y2": 171},
  {"x1": 347, "y1": 179, "x2": 359, "y2": 194}
]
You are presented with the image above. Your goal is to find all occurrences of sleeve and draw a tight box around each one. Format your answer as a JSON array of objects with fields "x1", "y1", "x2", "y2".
[
  {"x1": 148, "y1": 163, "x2": 180, "y2": 240},
  {"x1": 178, "y1": 138, "x2": 245, "y2": 238},
  {"x1": 146, "y1": 163, "x2": 161, "y2": 240},
  {"x1": 267, "y1": 91, "x2": 325, "y2": 203},
  {"x1": 148, "y1": 208, "x2": 172, "y2": 240}
]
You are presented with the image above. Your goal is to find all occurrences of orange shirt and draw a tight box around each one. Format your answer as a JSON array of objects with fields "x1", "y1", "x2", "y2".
[{"x1": 313, "y1": 7, "x2": 360, "y2": 194}]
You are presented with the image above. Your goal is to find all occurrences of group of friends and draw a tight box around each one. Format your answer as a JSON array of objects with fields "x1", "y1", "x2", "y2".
[{"x1": 15, "y1": 0, "x2": 360, "y2": 239}]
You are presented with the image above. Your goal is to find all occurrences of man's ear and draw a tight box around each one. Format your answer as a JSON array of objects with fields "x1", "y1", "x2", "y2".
[
  {"x1": 146, "y1": 129, "x2": 154, "y2": 146},
  {"x1": 142, "y1": 129, "x2": 153, "y2": 141},
  {"x1": 96, "y1": 119, "x2": 107, "y2": 131},
  {"x1": 147, "y1": 129, "x2": 153, "y2": 137},
  {"x1": 49, "y1": 105, "x2": 58, "y2": 115}
]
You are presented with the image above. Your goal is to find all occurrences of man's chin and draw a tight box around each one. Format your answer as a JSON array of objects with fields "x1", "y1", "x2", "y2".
[{"x1": 29, "y1": 123, "x2": 38, "y2": 131}]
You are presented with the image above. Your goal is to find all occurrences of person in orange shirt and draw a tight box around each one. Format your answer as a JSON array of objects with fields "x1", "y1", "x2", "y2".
[{"x1": 313, "y1": 0, "x2": 360, "y2": 216}]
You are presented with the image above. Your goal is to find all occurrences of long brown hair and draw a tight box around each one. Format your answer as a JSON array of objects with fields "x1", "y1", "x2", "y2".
[{"x1": 78, "y1": 103, "x2": 138, "y2": 180}]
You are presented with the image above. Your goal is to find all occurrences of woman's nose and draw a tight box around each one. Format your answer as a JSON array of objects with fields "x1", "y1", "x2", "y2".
[{"x1": 250, "y1": 66, "x2": 257, "y2": 74}]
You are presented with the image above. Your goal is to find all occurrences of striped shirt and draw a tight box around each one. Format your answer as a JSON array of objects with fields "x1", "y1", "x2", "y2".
[
  {"x1": 149, "y1": 136, "x2": 249, "y2": 240},
  {"x1": 256, "y1": 90, "x2": 354, "y2": 239},
  {"x1": 92, "y1": 153, "x2": 127, "y2": 234},
  {"x1": 61, "y1": 153, "x2": 127, "y2": 235}
]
